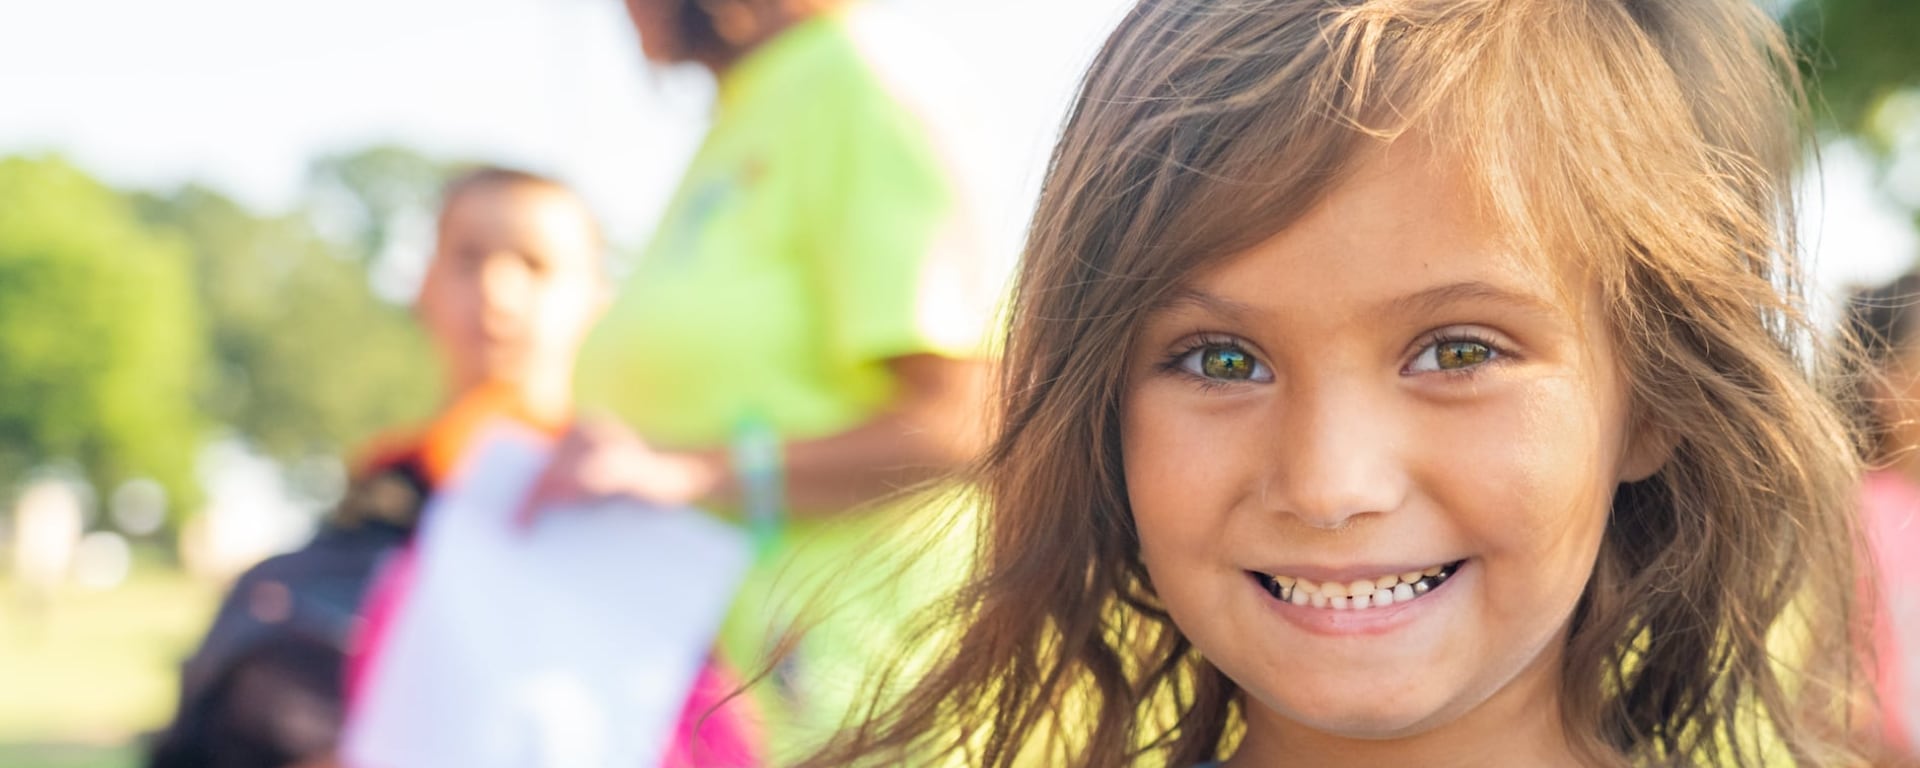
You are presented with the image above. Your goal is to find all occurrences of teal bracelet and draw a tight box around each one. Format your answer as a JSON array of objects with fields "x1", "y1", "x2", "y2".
[{"x1": 730, "y1": 416, "x2": 785, "y2": 558}]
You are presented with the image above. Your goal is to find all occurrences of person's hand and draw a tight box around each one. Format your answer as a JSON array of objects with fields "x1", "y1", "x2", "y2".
[{"x1": 515, "y1": 416, "x2": 725, "y2": 528}]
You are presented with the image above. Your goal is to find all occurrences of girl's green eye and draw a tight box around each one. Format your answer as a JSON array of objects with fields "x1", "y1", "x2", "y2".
[
  {"x1": 1179, "y1": 344, "x2": 1273, "y2": 382},
  {"x1": 1436, "y1": 341, "x2": 1492, "y2": 369},
  {"x1": 1203, "y1": 348, "x2": 1254, "y2": 379},
  {"x1": 1409, "y1": 338, "x2": 1499, "y2": 373}
]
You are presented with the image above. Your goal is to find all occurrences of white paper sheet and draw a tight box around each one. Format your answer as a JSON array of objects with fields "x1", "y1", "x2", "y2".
[{"x1": 341, "y1": 424, "x2": 752, "y2": 768}]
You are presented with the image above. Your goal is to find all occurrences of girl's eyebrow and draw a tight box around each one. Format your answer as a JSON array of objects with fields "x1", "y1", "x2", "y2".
[
  {"x1": 1381, "y1": 280, "x2": 1563, "y2": 321},
  {"x1": 1154, "y1": 281, "x2": 1560, "y2": 324},
  {"x1": 1153, "y1": 287, "x2": 1263, "y2": 323}
]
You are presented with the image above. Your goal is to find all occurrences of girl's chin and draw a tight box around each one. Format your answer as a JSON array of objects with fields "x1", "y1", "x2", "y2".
[{"x1": 1248, "y1": 690, "x2": 1459, "y2": 742}]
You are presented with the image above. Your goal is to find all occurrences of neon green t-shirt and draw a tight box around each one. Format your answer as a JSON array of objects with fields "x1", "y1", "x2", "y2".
[{"x1": 574, "y1": 11, "x2": 994, "y2": 756}]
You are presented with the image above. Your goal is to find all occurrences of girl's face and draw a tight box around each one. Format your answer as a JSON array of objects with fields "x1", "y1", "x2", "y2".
[{"x1": 1122, "y1": 144, "x2": 1663, "y2": 758}]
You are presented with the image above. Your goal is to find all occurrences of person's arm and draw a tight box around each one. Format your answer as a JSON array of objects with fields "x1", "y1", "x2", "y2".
[
  {"x1": 766, "y1": 353, "x2": 987, "y2": 514},
  {"x1": 519, "y1": 354, "x2": 985, "y2": 522}
]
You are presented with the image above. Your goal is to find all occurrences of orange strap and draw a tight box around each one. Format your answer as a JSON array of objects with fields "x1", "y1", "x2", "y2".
[{"x1": 418, "y1": 382, "x2": 569, "y2": 485}]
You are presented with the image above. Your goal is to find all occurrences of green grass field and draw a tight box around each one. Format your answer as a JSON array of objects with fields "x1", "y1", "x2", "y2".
[
  {"x1": 0, "y1": 564, "x2": 219, "y2": 768},
  {"x1": 0, "y1": 743, "x2": 138, "y2": 768}
]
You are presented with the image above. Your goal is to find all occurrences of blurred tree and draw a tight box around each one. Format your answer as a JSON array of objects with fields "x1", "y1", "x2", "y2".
[
  {"x1": 1788, "y1": 0, "x2": 1920, "y2": 143},
  {"x1": 306, "y1": 144, "x2": 461, "y2": 262},
  {"x1": 133, "y1": 184, "x2": 437, "y2": 469},
  {"x1": 0, "y1": 156, "x2": 204, "y2": 511}
]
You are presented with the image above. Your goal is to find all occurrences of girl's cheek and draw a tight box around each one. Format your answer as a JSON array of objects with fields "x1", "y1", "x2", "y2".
[
  {"x1": 1430, "y1": 375, "x2": 1618, "y2": 570},
  {"x1": 1121, "y1": 385, "x2": 1255, "y2": 537}
]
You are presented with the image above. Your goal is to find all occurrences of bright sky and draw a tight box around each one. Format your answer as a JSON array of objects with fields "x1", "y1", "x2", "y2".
[
  {"x1": 1, "y1": 0, "x2": 1912, "y2": 298},
  {"x1": 0, "y1": 0, "x2": 1128, "y2": 247}
]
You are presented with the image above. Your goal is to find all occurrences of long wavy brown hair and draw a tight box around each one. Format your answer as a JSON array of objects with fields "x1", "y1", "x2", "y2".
[{"x1": 795, "y1": 0, "x2": 1870, "y2": 765}]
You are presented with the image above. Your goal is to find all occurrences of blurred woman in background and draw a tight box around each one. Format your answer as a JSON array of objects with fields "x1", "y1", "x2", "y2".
[{"x1": 529, "y1": 0, "x2": 997, "y2": 758}]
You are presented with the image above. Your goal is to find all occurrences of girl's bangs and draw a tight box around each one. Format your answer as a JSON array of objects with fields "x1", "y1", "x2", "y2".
[{"x1": 1126, "y1": 0, "x2": 1668, "y2": 294}]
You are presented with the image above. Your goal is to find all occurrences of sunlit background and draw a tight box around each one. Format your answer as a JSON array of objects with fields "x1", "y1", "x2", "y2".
[{"x1": 0, "y1": 0, "x2": 1915, "y2": 766}]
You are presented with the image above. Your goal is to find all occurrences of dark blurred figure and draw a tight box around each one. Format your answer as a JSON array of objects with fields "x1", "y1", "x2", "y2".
[
  {"x1": 147, "y1": 429, "x2": 429, "y2": 768},
  {"x1": 1844, "y1": 272, "x2": 1920, "y2": 760}
]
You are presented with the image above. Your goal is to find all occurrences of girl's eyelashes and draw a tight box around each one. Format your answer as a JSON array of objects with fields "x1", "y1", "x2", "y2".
[
  {"x1": 1161, "y1": 335, "x2": 1275, "y2": 386},
  {"x1": 1404, "y1": 330, "x2": 1510, "y2": 376},
  {"x1": 1153, "y1": 329, "x2": 1512, "y2": 385}
]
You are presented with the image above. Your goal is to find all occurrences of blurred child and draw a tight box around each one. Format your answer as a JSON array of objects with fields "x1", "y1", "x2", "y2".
[
  {"x1": 796, "y1": 1, "x2": 1873, "y2": 766},
  {"x1": 1843, "y1": 272, "x2": 1920, "y2": 757},
  {"x1": 151, "y1": 167, "x2": 758, "y2": 768}
]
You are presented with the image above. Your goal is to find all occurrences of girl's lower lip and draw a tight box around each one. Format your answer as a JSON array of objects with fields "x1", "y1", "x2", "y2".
[{"x1": 1250, "y1": 560, "x2": 1466, "y2": 638}]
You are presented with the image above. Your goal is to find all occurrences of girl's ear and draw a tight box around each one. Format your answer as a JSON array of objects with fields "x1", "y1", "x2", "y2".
[{"x1": 1618, "y1": 419, "x2": 1676, "y2": 483}]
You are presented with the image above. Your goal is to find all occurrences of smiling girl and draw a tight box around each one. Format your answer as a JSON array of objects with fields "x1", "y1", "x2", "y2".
[{"x1": 792, "y1": 0, "x2": 1872, "y2": 766}]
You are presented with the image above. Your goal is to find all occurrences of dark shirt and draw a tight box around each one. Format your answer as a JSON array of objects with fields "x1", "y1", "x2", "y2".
[{"x1": 147, "y1": 455, "x2": 429, "y2": 768}]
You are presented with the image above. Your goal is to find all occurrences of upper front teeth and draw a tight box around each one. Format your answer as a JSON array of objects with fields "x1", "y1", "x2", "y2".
[{"x1": 1258, "y1": 564, "x2": 1455, "y2": 610}]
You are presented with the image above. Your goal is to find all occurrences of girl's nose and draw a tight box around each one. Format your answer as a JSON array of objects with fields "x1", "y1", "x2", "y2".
[{"x1": 1259, "y1": 380, "x2": 1410, "y2": 530}]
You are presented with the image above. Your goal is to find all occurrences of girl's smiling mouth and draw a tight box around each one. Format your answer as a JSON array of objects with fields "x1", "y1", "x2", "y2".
[{"x1": 1249, "y1": 560, "x2": 1466, "y2": 611}]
